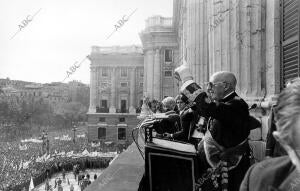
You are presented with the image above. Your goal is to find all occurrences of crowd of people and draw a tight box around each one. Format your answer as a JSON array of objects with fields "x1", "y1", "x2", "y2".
[
  {"x1": 138, "y1": 62, "x2": 300, "y2": 191},
  {"x1": 0, "y1": 128, "x2": 125, "y2": 191}
]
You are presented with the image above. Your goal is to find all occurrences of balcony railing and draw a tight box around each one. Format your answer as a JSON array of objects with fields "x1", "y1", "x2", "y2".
[
  {"x1": 96, "y1": 107, "x2": 109, "y2": 113},
  {"x1": 145, "y1": 16, "x2": 172, "y2": 28},
  {"x1": 116, "y1": 109, "x2": 129, "y2": 113},
  {"x1": 91, "y1": 45, "x2": 143, "y2": 54}
]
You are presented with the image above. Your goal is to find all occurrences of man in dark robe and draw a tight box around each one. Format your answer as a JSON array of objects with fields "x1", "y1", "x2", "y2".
[
  {"x1": 190, "y1": 71, "x2": 251, "y2": 191},
  {"x1": 240, "y1": 79, "x2": 300, "y2": 191}
]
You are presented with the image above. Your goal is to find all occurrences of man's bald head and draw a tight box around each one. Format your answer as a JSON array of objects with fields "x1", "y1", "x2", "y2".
[
  {"x1": 210, "y1": 71, "x2": 237, "y2": 91},
  {"x1": 208, "y1": 71, "x2": 237, "y2": 101}
]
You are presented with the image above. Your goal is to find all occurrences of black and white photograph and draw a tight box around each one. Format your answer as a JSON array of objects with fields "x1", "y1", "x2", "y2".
[{"x1": 0, "y1": 0, "x2": 300, "y2": 190}]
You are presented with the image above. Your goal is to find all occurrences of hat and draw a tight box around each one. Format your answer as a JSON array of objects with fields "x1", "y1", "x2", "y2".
[
  {"x1": 180, "y1": 80, "x2": 204, "y2": 104},
  {"x1": 174, "y1": 59, "x2": 193, "y2": 83}
]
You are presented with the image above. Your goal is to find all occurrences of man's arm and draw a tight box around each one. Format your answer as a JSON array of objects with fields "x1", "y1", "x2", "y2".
[{"x1": 196, "y1": 93, "x2": 247, "y2": 124}]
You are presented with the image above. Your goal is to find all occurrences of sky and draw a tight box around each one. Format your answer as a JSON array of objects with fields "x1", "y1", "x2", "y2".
[{"x1": 0, "y1": 0, "x2": 173, "y2": 84}]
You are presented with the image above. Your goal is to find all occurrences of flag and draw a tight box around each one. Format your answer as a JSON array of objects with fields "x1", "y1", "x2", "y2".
[
  {"x1": 19, "y1": 144, "x2": 28, "y2": 150},
  {"x1": 23, "y1": 161, "x2": 29, "y2": 169},
  {"x1": 82, "y1": 149, "x2": 89, "y2": 156},
  {"x1": 29, "y1": 177, "x2": 34, "y2": 190},
  {"x1": 19, "y1": 160, "x2": 23, "y2": 170}
]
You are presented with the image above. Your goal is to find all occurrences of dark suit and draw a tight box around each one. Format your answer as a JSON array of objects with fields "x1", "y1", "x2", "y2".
[
  {"x1": 196, "y1": 92, "x2": 251, "y2": 191},
  {"x1": 240, "y1": 156, "x2": 299, "y2": 191}
]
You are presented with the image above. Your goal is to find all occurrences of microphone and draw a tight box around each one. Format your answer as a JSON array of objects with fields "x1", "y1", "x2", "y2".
[{"x1": 249, "y1": 104, "x2": 257, "y2": 110}]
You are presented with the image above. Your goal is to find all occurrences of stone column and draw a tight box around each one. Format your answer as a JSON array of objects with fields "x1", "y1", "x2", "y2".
[
  {"x1": 109, "y1": 67, "x2": 116, "y2": 113},
  {"x1": 153, "y1": 49, "x2": 161, "y2": 100},
  {"x1": 129, "y1": 67, "x2": 136, "y2": 113},
  {"x1": 88, "y1": 67, "x2": 96, "y2": 113},
  {"x1": 146, "y1": 50, "x2": 154, "y2": 99},
  {"x1": 143, "y1": 50, "x2": 147, "y2": 96},
  {"x1": 96, "y1": 68, "x2": 100, "y2": 108}
]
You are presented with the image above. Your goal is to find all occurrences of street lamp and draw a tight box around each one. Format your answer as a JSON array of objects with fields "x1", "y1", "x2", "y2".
[
  {"x1": 72, "y1": 124, "x2": 77, "y2": 143},
  {"x1": 41, "y1": 130, "x2": 48, "y2": 154}
]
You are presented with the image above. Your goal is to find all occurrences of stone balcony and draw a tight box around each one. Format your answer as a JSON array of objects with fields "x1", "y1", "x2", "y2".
[{"x1": 91, "y1": 45, "x2": 143, "y2": 54}]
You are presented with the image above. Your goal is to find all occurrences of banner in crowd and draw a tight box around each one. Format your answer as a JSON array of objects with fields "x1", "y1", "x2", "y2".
[
  {"x1": 77, "y1": 134, "x2": 85, "y2": 138},
  {"x1": 19, "y1": 144, "x2": 28, "y2": 150},
  {"x1": 91, "y1": 142, "x2": 101, "y2": 147},
  {"x1": 21, "y1": 138, "x2": 43, "y2": 143}
]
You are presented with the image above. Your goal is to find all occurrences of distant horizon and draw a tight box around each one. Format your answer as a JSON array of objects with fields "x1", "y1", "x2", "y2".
[{"x1": 0, "y1": 77, "x2": 90, "y2": 85}]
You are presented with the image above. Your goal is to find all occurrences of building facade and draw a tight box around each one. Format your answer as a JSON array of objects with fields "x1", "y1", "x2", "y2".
[
  {"x1": 87, "y1": 45, "x2": 143, "y2": 143},
  {"x1": 139, "y1": 16, "x2": 180, "y2": 100},
  {"x1": 173, "y1": 0, "x2": 300, "y2": 161}
]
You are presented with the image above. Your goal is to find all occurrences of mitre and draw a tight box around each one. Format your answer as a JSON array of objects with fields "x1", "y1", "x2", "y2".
[{"x1": 174, "y1": 59, "x2": 205, "y2": 104}]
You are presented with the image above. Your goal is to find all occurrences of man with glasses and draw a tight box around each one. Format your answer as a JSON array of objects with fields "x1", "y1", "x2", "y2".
[{"x1": 190, "y1": 71, "x2": 251, "y2": 191}]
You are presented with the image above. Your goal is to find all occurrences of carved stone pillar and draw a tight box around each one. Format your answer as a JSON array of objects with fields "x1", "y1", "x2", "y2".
[
  {"x1": 153, "y1": 49, "x2": 161, "y2": 100},
  {"x1": 146, "y1": 50, "x2": 154, "y2": 99},
  {"x1": 109, "y1": 68, "x2": 116, "y2": 113},
  {"x1": 129, "y1": 67, "x2": 136, "y2": 113},
  {"x1": 88, "y1": 67, "x2": 96, "y2": 112}
]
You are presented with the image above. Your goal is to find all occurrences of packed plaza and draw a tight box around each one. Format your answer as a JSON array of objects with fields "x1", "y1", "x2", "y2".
[{"x1": 0, "y1": 128, "x2": 123, "y2": 191}]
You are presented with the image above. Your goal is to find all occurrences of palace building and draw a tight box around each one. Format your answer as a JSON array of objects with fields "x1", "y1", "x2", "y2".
[
  {"x1": 87, "y1": 45, "x2": 144, "y2": 144},
  {"x1": 139, "y1": 15, "x2": 180, "y2": 100}
]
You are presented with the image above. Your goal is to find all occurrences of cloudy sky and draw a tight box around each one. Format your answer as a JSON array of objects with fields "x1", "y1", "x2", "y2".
[{"x1": 0, "y1": 0, "x2": 173, "y2": 84}]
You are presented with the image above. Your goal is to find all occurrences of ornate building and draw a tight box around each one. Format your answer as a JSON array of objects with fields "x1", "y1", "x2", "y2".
[
  {"x1": 173, "y1": 0, "x2": 300, "y2": 161},
  {"x1": 87, "y1": 45, "x2": 143, "y2": 143},
  {"x1": 139, "y1": 16, "x2": 180, "y2": 100}
]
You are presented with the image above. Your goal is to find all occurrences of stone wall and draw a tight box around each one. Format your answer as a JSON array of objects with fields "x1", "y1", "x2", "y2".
[
  {"x1": 173, "y1": 0, "x2": 282, "y2": 161},
  {"x1": 87, "y1": 113, "x2": 139, "y2": 144}
]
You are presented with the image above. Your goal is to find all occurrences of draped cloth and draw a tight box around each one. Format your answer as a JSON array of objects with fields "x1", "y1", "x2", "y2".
[{"x1": 203, "y1": 130, "x2": 246, "y2": 171}]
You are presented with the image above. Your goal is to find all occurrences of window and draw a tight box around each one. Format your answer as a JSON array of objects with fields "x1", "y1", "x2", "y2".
[
  {"x1": 119, "y1": 117, "x2": 125, "y2": 122},
  {"x1": 280, "y1": 0, "x2": 300, "y2": 89},
  {"x1": 139, "y1": 82, "x2": 143, "y2": 88},
  {"x1": 140, "y1": 100, "x2": 143, "y2": 107},
  {"x1": 165, "y1": 49, "x2": 173, "y2": 62},
  {"x1": 118, "y1": 128, "x2": 126, "y2": 140},
  {"x1": 120, "y1": 68, "x2": 128, "y2": 77},
  {"x1": 99, "y1": 117, "x2": 106, "y2": 122},
  {"x1": 140, "y1": 69, "x2": 144, "y2": 77},
  {"x1": 98, "y1": 128, "x2": 106, "y2": 139},
  {"x1": 121, "y1": 99, "x2": 127, "y2": 113},
  {"x1": 164, "y1": 70, "x2": 173, "y2": 77},
  {"x1": 102, "y1": 68, "x2": 108, "y2": 77},
  {"x1": 120, "y1": 82, "x2": 128, "y2": 87},
  {"x1": 39, "y1": 92, "x2": 42, "y2": 96},
  {"x1": 100, "y1": 100, "x2": 108, "y2": 108},
  {"x1": 101, "y1": 82, "x2": 108, "y2": 87}
]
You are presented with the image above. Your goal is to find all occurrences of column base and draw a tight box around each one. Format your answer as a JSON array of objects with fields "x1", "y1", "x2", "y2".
[
  {"x1": 88, "y1": 107, "x2": 96, "y2": 113},
  {"x1": 109, "y1": 107, "x2": 116, "y2": 113},
  {"x1": 129, "y1": 106, "x2": 136, "y2": 114}
]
